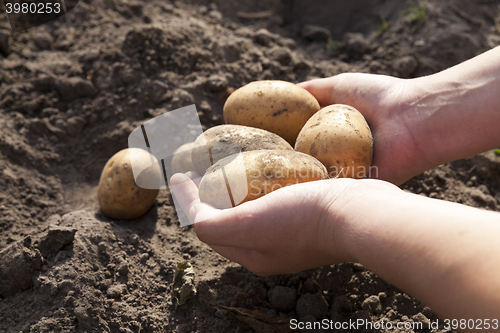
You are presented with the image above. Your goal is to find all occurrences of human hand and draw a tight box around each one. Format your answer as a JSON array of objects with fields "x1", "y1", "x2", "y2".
[
  {"x1": 298, "y1": 74, "x2": 427, "y2": 185},
  {"x1": 170, "y1": 172, "x2": 400, "y2": 276}
]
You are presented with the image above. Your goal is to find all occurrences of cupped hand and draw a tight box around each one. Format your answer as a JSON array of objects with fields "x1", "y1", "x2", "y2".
[
  {"x1": 170, "y1": 172, "x2": 400, "y2": 276},
  {"x1": 299, "y1": 74, "x2": 430, "y2": 185}
]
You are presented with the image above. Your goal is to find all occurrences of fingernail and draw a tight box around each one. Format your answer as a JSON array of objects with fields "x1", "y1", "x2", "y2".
[{"x1": 170, "y1": 173, "x2": 188, "y2": 185}]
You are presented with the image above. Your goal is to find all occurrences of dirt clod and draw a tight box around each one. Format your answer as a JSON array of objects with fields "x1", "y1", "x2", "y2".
[
  {"x1": 302, "y1": 25, "x2": 332, "y2": 41},
  {"x1": 56, "y1": 77, "x2": 97, "y2": 101},
  {"x1": 0, "y1": 237, "x2": 43, "y2": 297},
  {"x1": 268, "y1": 286, "x2": 297, "y2": 312},
  {"x1": 362, "y1": 295, "x2": 383, "y2": 314},
  {"x1": 296, "y1": 292, "x2": 329, "y2": 320},
  {"x1": 344, "y1": 32, "x2": 371, "y2": 56}
]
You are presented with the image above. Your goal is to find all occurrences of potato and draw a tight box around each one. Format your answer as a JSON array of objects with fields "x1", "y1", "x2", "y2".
[
  {"x1": 223, "y1": 80, "x2": 320, "y2": 146},
  {"x1": 191, "y1": 124, "x2": 293, "y2": 176},
  {"x1": 171, "y1": 142, "x2": 195, "y2": 174},
  {"x1": 199, "y1": 150, "x2": 328, "y2": 209},
  {"x1": 294, "y1": 104, "x2": 373, "y2": 179},
  {"x1": 98, "y1": 148, "x2": 161, "y2": 220}
]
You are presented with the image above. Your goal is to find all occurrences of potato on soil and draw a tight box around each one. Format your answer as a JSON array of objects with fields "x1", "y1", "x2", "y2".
[
  {"x1": 98, "y1": 148, "x2": 161, "y2": 220},
  {"x1": 191, "y1": 124, "x2": 293, "y2": 176},
  {"x1": 171, "y1": 142, "x2": 195, "y2": 174},
  {"x1": 223, "y1": 80, "x2": 320, "y2": 146},
  {"x1": 199, "y1": 150, "x2": 328, "y2": 209},
  {"x1": 295, "y1": 104, "x2": 373, "y2": 179}
]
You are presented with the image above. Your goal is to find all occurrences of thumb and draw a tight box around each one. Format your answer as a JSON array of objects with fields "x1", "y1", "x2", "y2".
[
  {"x1": 298, "y1": 77, "x2": 342, "y2": 107},
  {"x1": 169, "y1": 172, "x2": 227, "y2": 226}
]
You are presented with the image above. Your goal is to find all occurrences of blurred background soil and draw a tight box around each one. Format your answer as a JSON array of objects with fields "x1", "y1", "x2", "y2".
[{"x1": 1, "y1": 0, "x2": 500, "y2": 332}]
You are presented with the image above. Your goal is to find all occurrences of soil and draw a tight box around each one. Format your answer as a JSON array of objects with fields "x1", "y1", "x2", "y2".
[{"x1": 1, "y1": 0, "x2": 500, "y2": 332}]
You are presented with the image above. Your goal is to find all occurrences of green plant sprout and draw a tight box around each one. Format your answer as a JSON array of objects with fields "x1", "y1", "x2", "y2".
[
  {"x1": 376, "y1": 18, "x2": 390, "y2": 36},
  {"x1": 400, "y1": 0, "x2": 428, "y2": 24},
  {"x1": 494, "y1": 148, "x2": 500, "y2": 156},
  {"x1": 326, "y1": 39, "x2": 346, "y2": 52}
]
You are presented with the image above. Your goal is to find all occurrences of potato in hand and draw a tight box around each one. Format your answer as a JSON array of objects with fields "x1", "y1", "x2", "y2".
[
  {"x1": 190, "y1": 124, "x2": 293, "y2": 176},
  {"x1": 295, "y1": 104, "x2": 373, "y2": 179},
  {"x1": 199, "y1": 150, "x2": 328, "y2": 209},
  {"x1": 171, "y1": 142, "x2": 195, "y2": 175},
  {"x1": 223, "y1": 80, "x2": 320, "y2": 146}
]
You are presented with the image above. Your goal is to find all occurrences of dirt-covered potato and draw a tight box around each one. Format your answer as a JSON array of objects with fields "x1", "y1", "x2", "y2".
[
  {"x1": 98, "y1": 148, "x2": 161, "y2": 220},
  {"x1": 199, "y1": 150, "x2": 328, "y2": 209},
  {"x1": 295, "y1": 104, "x2": 373, "y2": 179},
  {"x1": 191, "y1": 124, "x2": 293, "y2": 176},
  {"x1": 171, "y1": 142, "x2": 195, "y2": 174},
  {"x1": 223, "y1": 80, "x2": 320, "y2": 146}
]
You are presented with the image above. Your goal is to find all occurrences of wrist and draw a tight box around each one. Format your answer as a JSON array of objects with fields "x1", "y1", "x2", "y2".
[
  {"x1": 326, "y1": 179, "x2": 405, "y2": 264},
  {"x1": 407, "y1": 51, "x2": 500, "y2": 169},
  {"x1": 406, "y1": 75, "x2": 458, "y2": 169},
  {"x1": 392, "y1": 76, "x2": 443, "y2": 178}
]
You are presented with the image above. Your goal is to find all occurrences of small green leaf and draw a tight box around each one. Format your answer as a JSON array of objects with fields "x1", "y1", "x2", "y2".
[
  {"x1": 399, "y1": 0, "x2": 427, "y2": 24},
  {"x1": 172, "y1": 261, "x2": 196, "y2": 309},
  {"x1": 326, "y1": 39, "x2": 345, "y2": 51},
  {"x1": 376, "y1": 18, "x2": 390, "y2": 36},
  {"x1": 494, "y1": 148, "x2": 500, "y2": 156}
]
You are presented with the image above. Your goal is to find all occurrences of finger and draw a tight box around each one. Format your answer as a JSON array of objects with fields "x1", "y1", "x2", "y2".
[
  {"x1": 193, "y1": 200, "x2": 264, "y2": 248},
  {"x1": 170, "y1": 173, "x2": 201, "y2": 222},
  {"x1": 297, "y1": 77, "x2": 338, "y2": 107},
  {"x1": 185, "y1": 171, "x2": 202, "y2": 188},
  {"x1": 209, "y1": 244, "x2": 254, "y2": 267},
  {"x1": 190, "y1": 201, "x2": 224, "y2": 223}
]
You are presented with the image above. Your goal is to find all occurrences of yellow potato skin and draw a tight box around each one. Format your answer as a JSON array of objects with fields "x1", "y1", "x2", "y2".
[
  {"x1": 191, "y1": 124, "x2": 293, "y2": 176},
  {"x1": 295, "y1": 104, "x2": 373, "y2": 179},
  {"x1": 223, "y1": 80, "x2": 320, "y2": 146},
  {"x1": 98, "y1": 148, "x2": 160, "y2": 220},
  {"x1": 171, "y1": 143, "x2": 195, "y2": 174},
  {"x1": 199, "y1": 150, "x2": 328, "y2": 209}
]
